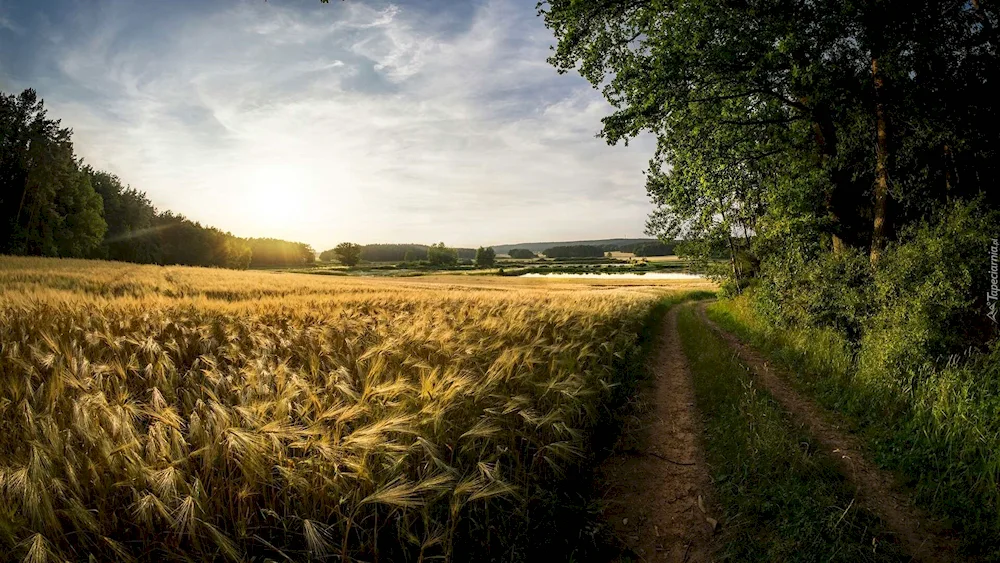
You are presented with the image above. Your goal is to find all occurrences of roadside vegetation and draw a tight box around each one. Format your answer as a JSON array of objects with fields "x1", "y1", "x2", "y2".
[
  {"x1": 708, "y1": 285, "x2": 1000, "y2": 558},
  {"x1": 0, "y1": 256, "x2": 700, "y2": 562},
  {"x1": 677, "y1": 306, "x2": 906, "y2": 562},
  {"x1": 544, "y1": 1, "x2": 999, "y2": 557}
]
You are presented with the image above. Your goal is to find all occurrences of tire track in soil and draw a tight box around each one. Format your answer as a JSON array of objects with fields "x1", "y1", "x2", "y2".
[
  {"x1": 695, "y1": 303, "x2": 962, "y2": 563},
  {"x1": 598, "y1": 305, "x2": 716, "y2": 562}
]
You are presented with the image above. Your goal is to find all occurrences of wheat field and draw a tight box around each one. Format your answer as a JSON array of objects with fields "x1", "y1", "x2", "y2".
[{"x1": 0, "y1": 256, "x2": 707, "y2": 562}]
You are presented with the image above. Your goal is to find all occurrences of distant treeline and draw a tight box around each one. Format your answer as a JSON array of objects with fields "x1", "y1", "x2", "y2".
[
  {"x1": 539, "y1": 242, "x2": 675, "y2": 258},
  {"x1": 357, "y1": 243, "x2": 476, "y2": 262},
  {"x1": 247, "y1": 238, "x2": 315, "y2": 268},
  {"x1": 542, "y1": 245, "x2": 605, "y2": 258},
  {"x1": 496, "y1": 239, "x2": 677, "y2": 257},
  {"x1": 618, "y1": 241, "x2": 675, "y2": 256},
  {"x1": 492, "y1": 238, "x2": 658, "y2": 255},
  {"x1": 1, "y1": 89, "x2": 313, "y2": 269}
]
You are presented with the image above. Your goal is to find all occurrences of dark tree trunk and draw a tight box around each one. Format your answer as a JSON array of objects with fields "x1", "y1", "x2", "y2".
[
  {"x1": 870, "y1": 56, "x2": 891, "y2": 265},
  {"x1": 719, "y1": 201, "x2": 742, "y2": 293},
  {"x1": 810, "y1": 106, "x2": 847, "y2": 254},
  {"x1": 943, "y1": 144, "x2": 954, "y2": 191}
]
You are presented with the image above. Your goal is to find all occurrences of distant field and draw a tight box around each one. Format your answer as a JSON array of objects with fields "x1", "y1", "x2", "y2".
[
  {"x1": 606, "y1": 251, "x2": 681, "y2": 262},
  {"x1": 0, "y1": 256, "x2": 711, "y2": 561}
]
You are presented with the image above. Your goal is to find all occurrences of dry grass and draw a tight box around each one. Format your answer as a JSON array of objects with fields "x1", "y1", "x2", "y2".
[{"x1": 0, "y1": 256, "x2": 690, "y2": 561}]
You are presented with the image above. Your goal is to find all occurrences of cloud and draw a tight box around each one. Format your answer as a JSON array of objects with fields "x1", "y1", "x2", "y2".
[
  {"x1": 0, "y1": 0, "x2": 19, "y2": 35},
  {"x1": 16, "y1": 0, "x2": 656, "y2": 248},
  {"x1": 0, "y1": 16, "x2": 17, "y2": 33}
]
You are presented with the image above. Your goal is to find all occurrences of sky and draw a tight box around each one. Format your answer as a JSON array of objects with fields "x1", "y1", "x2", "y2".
[{"x1": 0, "y1": 0, "x2": 656, "y2": 250}]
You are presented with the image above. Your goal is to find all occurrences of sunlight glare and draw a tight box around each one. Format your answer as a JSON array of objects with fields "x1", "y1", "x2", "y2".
[{"x1": 240, "y1": 164, "x2": 311, "y2": 230}]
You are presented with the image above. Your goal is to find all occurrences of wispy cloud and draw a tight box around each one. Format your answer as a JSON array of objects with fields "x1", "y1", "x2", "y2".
[
  {"x1": 5, "y1": 0, "x2": 655, "y2": 248},
  {"x1": 0, "y1": 0, "x2": 22, "y2": 35}
]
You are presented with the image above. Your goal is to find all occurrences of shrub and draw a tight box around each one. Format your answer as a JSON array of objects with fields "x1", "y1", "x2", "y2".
[
  {"x1": 858, "y1": 199, "x2": 1000, "y2": 389},
  {"x1": 755, "y1": 245, "x2": 873, "y2": 341}
]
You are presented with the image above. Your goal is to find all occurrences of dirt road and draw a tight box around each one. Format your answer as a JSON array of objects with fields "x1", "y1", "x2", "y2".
[{"x1": 598, "y1": 306, "x2": 717, "y2": 562}]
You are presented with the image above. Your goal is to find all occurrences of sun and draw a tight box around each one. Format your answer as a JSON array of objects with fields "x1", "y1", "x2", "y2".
[{"x1": 240, "y1": 164, "x2": 311, "y2": 229}]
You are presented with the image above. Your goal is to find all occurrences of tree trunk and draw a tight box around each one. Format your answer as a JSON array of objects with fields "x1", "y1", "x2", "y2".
[
  {"x1": 943, "y1": 144, "x2": 954, "y2": 191},
  {"x1": 719, "y1": 202, "x2": 742, "y2": 294},
  {"x1": 810, "y1": 109, "x2": 846, "y2": 254},
  {"x1": 727, "y1": 235, "x2": 741, "y2": 294},
  {"x1": 870, "y1": 56, "x2": 891, "y2": 266}
]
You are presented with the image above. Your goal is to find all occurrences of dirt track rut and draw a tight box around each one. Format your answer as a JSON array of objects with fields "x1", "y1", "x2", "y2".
[
  {"x1": 695, "y1": 303, "x2": 961, "y2": 563},
  {"x1": 599, "y1": 306, "x2": 716, "y2": 562}
]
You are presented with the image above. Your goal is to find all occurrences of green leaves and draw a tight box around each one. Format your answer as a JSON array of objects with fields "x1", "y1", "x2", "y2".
[{"x1": 333, "y1": 241, "x2": 362, "y2": 267}]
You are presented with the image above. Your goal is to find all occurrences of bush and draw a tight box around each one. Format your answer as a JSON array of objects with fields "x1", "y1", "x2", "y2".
[
  {"x1": 858, "y1": 199, "x2": 1000, "y2": 389},
  {"x1": 756, "y1": 245, "x2": 873, "y2": 341}
]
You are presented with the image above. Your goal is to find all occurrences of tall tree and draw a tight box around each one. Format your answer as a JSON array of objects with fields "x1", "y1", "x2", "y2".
[
  {"x1": 475, "y1": 246, "x2": 496, "y2": 268},
  {"x1": 427, "y1": 242, "x2": 458, "y2": 266},
  {"x1": 334, "y1": 242, "x2": 362, "y2": 267},
  {"x1": 540, "y1": 0, "x2": 997, "y2": 270},
  {"x1": 1, "y1": 89, "x2": 106, "y2": 256}
]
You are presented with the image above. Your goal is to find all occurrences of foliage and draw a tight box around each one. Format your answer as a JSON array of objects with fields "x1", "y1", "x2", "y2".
[
  {"x1": 508, "y1": 249, "x2": 536, "y2": 259},
  {"x1": 541, "y1": 245, "x2": 604, "y2": 259},
  {"x1": 632, "y1": 242, "x2": 674, "y2": 257},
  {"x1": 356, "y1": 244, "x2": 476, "y2": 263},
  {"x1": 708, "y1": 295, "x2": 1000, "y2": 558},
  {"x1": 427, "y1": 242, "x2": 458, "y2": 266},
  {"x1": 1, "y1": 89, "x2": 106, "y2": 257},
  {"x1": 361, "y1": 244, "x2": 430, "y2": 263},
  {"x1": 247, "y1": 238, "x2": 315, "y2": 268},
  {"x1": 319, "y1": 248, "x2": 338, "y2": 262},
  {"x1": 475, "y1": 246, "x2": 496, "y2": 268},
  {"x1": 0, "y1": 256, "x2": 668, "y2": 562},
  {"x1": 755, "y1": 245, "x2": 874, "y2": 341},
  {"x1": 858, "y1": 200, "x2": 1000, "y2": 390},
  {"x1": 154, "y1": 212, "x2": 252, "y2": 269},
  {"x1": 84, "y1": 167, "x2": 160, "y2": 264},
  {"x1": 333, "y1": 242, "x2": 362, "y2": 267},
  {"x1": 541, "y1": 0, "x2": 997, "y2": 283}
]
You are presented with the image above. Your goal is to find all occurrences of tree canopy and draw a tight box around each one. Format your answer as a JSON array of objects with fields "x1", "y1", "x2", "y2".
[
  {"x1": 427, "y1": 242, "x2": 459, "y2": 266},
  {"x1": 475, "y1": 246, "x2": 496, "y2": 268},
  {"x1": 541, "y1": 0, "x2": 997, "y2": 277},
  {"x1": 1, "y1": 89, "x2": 105, "y2": 257},
  {"x1": 334, "y1": 242, "x2": 362, "y2": 267},
  {"x1": 247, "y1": 238, "x2": 315, "y2": 268}
]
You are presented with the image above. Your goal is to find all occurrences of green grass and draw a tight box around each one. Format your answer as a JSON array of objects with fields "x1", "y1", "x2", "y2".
[
  {"x1": 676, "y1": 306, "x2": 906, "y2": 562},
  {"x1": 707, "y1": 296, "x2": 1000, "y2": 559}
]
